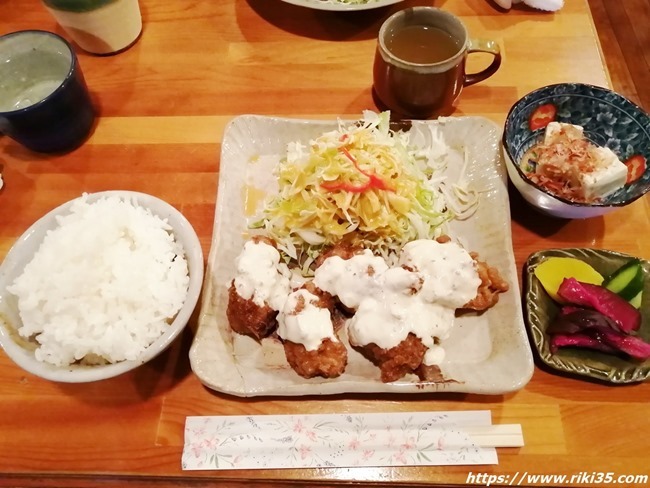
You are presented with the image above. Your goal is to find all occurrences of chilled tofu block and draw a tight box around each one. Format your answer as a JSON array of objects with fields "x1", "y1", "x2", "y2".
[
  {"x1": 535, "y1": 122, "x2": 586, "y2": 186},
  {"x1": 580, "y1": 146, "x2": 628, "y2": 200},
  {"x1": 544, "y1": 122, "x2": 583, "y2": 144},
  {"x1": 538, "y1": 121, "x2": 627, "y2": 200}
]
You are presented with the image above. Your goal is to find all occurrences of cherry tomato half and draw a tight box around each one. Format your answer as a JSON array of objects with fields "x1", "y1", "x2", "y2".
[
  {"x1": 624, "y1": 154, "x2": 647, "y2": 184},
  {"x1": 528, "y1": 103, "x2": 557, "y2": 131}
]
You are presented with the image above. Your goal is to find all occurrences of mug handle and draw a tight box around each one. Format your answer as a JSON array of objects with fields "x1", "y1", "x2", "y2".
[{"x1": 464, "y1": 39, "x2": 502, "y2": 87}]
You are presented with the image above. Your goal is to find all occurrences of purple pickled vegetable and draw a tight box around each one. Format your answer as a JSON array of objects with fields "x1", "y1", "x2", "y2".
[
  {"x1": 585, "y1": 326, "x2": 650, "y2": 361},
  {"x1": 549, "y1": 333, "x2": 618, "y2": 355},
  {"x1": 548, "y1": 308, "x2": 621, "y2": 335},
  {"x1": 557, "y1": 278, "x2": 641, "y2": 333},
  {"x1": 559, "y1": 305, "x2": 586, "y2": 316},
  {"x1": 548, "y1": 308, "x2": 650, "y2": 360}
]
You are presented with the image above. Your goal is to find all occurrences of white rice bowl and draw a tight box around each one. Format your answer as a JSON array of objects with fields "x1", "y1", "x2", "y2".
[{"x1": 0, "y1": 191, "x2": 204, "y2": 383}]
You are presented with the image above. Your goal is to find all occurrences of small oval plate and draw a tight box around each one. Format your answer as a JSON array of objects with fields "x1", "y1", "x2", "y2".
[{"x1": 524, "y1": 248, "x2": 650, "y2": 384}]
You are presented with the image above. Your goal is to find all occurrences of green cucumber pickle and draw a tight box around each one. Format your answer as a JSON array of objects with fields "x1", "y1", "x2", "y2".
[
  {"x1": 629, "y1": 290, "x2": 643, "y2": 309},
  {"x1": 604, "y1": 259, "x2": 644, "y2": 300}
]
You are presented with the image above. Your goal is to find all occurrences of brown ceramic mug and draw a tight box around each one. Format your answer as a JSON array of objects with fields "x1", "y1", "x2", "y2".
[{"x1": 373, "y1": 7, "x2": 501, "y2": 119}]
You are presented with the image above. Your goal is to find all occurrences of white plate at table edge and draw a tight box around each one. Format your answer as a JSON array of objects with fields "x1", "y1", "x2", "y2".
[
  {"x1": 279, "y1": 0, "x2": 402, "y2": 11},
  {"x1": 189, "y1": 114, "x2": 534, "y2": 397}
]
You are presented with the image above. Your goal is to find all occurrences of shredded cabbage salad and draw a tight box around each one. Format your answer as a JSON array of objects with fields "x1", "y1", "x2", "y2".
[{"x1": 254, "y1": 111, "x2": 478, "y2": 270}]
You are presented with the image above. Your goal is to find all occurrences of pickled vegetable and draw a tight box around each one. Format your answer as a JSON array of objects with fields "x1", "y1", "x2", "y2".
[
  {"x1": 534, "y1": 257, "x2": 604, "y2": 302},
  {"x1": 586, "y1": 326, "x2": 650, "y2": 360},
  {"x1": 629, "y1": 290, "x2": 643, "y2": 309},
  {"x1": 549, "y1": 333, "x2": 617, "y2": 355},
  {"x1": 557, "y1": 278, "x2": 641, "y2": 333},
  {"x1": 603, "y1": 259, "x2": 644, "y2": 300},
  {"x1": 548, "y1": 307, "x2": 620, "y2": 335},
  {"x1": 548, "y1": 307, "x2": 650, "y2": 360},
  {"x1": 544, "y1": 257, "x2": 648, "y2": 362}
]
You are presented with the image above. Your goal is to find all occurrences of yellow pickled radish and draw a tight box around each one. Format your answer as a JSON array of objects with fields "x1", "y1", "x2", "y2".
[{"x1": 534, "y1": 257, "x2": 604, "y2": 302}]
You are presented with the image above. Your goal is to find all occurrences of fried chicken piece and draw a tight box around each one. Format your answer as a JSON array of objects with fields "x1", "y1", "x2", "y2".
[
  {"x1": 436, "y1": 235, "x2": 509, "y2": 311},
  {"x1": 404, "y1": 235, "x2": 509, "y2": 312},
  {"x1": 283, "y1": 338, "x2": 348, "y2": 379},
  {"x1": 463, "y1": 252, "x2": 510, "y2": 311},
  {"x1": 279, "y1": 283, "x2": 348, "y2": 379},
  {"x1": 226, "y1": 235, "x2": 286, "y2": 340},
  {"x1": 355, "y1": 333, "x2": 427, "y2": 383},
  {"x1": 416, "y1": 363, "x2": 446, "y2": 382},
  {"x1": 226, "y1": 282, "x2": 278, "y2": 340},
  {"x1": 314, "y1": 244, "x2": 389, "y2": 317},
  {"x1": 314, "y1": 241, "x2": 364, "y2": 268},
  {"x1": 301, "y1": 280, "x2": 335, "y2": 310}
]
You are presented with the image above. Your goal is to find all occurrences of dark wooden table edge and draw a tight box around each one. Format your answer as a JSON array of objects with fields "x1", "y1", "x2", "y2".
[{"x1": 0, "y1": 474, "x2": 536, "y2": 488}]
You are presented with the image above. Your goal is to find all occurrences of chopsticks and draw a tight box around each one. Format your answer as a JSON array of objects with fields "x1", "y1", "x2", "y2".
[
  {"x1": 464, "y1": 424, "x2": 524, "y2": 448},
  {"x1": 183, "y1": 413, "x2": 521, "y2": 470}
]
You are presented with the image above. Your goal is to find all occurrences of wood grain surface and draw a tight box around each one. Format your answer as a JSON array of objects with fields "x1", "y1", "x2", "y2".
[
  {"x1": 1, "y1": 0, "x2": 649, "y2": 487},
  {"x1": 588, "y1": 0, "x2": 650, "y2": 110}
]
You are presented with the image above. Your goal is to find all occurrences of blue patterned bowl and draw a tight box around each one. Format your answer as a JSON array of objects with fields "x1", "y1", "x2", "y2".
[{"x1": 502, "y1": 83, "x2": 650, "y2": 219}]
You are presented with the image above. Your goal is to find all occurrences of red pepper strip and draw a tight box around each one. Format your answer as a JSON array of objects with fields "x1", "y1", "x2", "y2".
[
  {"x1": 624, "y1": 154, "x2": 646, "y2": 184},
  {"x1": 529, "y1": 103, "x2": 557, "y2": 131},
  {"x1": 341, "y1": 147, "x2": 394, "y2": 191},
  {"x1": 320, "y1": 180, "x2": 372, "y2": 193},
  {"x1": 320, "y1": 146, "x2": 394, "y2": 193}
]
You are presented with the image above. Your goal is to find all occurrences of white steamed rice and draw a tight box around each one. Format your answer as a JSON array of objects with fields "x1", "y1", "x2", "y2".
[{"x1": 7, "y1": 194, "x2": 190, "y2": 367}]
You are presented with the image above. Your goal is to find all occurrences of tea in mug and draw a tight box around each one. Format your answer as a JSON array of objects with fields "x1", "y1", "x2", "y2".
[
  {"x1": 0, "y1": 51, "x2": 70, "y2": 111},
  {"x1": 374, "y1": 7, "x2": 501, "y2": 119},
  {"x1": 0, "y1": 31, "x2": 95, "y2": 153},
  {"x1": 386, "y1": 25, "x2": 462, "y2": 64}
]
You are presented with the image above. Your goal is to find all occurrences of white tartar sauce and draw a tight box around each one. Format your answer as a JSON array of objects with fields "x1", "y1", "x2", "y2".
[
  {"x1": 314, "y1": 240, "x2": 481, "y2": 366},
  {"x1": 313, "y1": 250, "x2": 389, "y2": 309},
  {"x1": 277, "y1": 289, "x2": 336, "y2": 351},
  {"x1": 399, "y1": 239, "x2": 481, "y2": 308},
  {"x1": 233, "y1": 239, "x2": 291, "y2": 310}
]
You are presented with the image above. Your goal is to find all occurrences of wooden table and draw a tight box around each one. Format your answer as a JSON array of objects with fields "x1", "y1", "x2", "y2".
[{"x1": 1, "y1": 0, "x2": 648, "y2": 486}]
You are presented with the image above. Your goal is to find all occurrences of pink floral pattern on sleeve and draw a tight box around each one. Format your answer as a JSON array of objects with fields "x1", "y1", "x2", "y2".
[{"x1": 182, "y1": 411, "x2": 498, "y2": 470}]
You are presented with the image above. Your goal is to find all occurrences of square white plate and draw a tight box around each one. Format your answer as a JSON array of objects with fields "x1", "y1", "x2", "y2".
[{"x1": 189, "y1": 115, "x2": 534, "y2": 397}]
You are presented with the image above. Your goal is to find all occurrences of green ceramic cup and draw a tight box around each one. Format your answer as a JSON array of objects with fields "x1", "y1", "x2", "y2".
[{"x1": 42, "y1": 0, "x2": 142, "y2": 55}]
